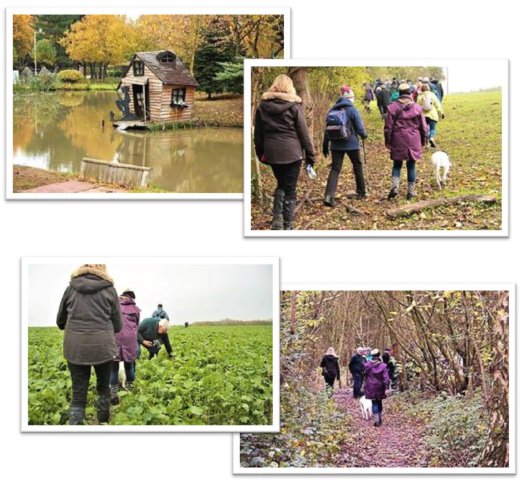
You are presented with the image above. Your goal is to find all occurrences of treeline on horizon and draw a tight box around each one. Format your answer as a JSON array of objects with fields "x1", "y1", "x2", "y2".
[{"x1": 190, "y1": 319, "x2": 272, "y2": 326}]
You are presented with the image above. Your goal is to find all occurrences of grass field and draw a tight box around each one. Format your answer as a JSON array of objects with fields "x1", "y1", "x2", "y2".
[
  {"x1": 28, "y1": 325, "x2": 273, "y2": 426},
  {"x1": 251, "y1": 91, "x2": 503, "y2": 231}
]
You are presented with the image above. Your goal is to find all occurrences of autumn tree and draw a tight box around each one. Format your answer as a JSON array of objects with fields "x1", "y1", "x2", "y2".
[
  {"x1": 61, "y1": 15, "x2": 137, "y2": 79},
  {"x1": 136, "y1": 15, "x2": 208, "y2": 74},
  {"x1": 13, "y1": 15, "x2": 34, "y2": 67},
  {"x1": 30, "y1": 39, "x2": 57, "y2": 67}
]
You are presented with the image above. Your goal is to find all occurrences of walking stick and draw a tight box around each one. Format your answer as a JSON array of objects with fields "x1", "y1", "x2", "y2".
[{"x1": 362, "y1": 139, "x2": 371, "y2": 196}]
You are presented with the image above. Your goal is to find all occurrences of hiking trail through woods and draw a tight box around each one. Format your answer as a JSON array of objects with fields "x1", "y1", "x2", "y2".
[{"x1": 333, "y1": 388, "x2": 431, "y2": 468}]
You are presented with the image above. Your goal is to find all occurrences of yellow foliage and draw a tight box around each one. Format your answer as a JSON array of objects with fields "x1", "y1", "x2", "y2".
[{"x1": 13, "y1": 14, "x2": 34, "y2": 59}]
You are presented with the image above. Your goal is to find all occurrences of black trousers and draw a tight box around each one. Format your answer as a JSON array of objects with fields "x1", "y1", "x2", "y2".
[
  {"x1": 270, "y1": 160, "x2": 302, "y2": 200},
  {"x1": 68, "y1": 360, "x2": 112, "y2": 408},
  {"x1": 325, "y1": 149, "x2": 366, "y2": 196}
]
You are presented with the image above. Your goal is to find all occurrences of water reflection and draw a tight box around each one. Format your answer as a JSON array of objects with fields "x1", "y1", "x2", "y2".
[{"x1": 13, "y1": 91, "x2": 243, "y2": 193}]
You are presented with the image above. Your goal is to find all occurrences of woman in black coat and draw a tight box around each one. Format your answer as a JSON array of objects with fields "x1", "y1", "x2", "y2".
[
  {"x1": 320, "y1": 347, "x2": 341, "y2": 393},
  {"x1": 254, "y1": 74, "x2": 315, "y2": 230}
]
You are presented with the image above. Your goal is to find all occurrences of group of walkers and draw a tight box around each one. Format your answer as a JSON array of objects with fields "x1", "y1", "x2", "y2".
[
  {"x1": 56, "y1": 264, "x2": 175, "y2": 425},
  {"x1": 320, "y1": 346, "x2": 397, "y2": 427},
  {"x1": 254, "y1": 73, "x2": 446, "y2": 229}
]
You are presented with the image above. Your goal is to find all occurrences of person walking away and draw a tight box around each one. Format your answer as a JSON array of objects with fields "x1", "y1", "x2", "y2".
[
  {"x1": 384, "y1": 83, "x2": 428, "y2": 200},
  {"x1": 137, "y1": 317, "x2": 173, "y2": 359},
  {"x1": 349, "y1": 347, "x2": 366, "y2": 398},
  {"x1": 56, "y1": 264, "x2": 123, "y2": 425},
  {"x1": 254, "y1": 74, "x2": 316, "y2": 230},
  {"x1": 362, "y1": 82, "x2": 374, "y2": 113},
  {"x1": 364, "y1": 349, "x2": 390, "y2": 427},
  {"x1": 423, "y1": 77, "x2": 440, "y2": 100},
  {"x1": 376, "y1": 84, "x2": 391, "y2": 120},
  {"x1": 417, "y1": 84, "x2": 444, "y2": 148},
  {"x1": 110, "y1": 288, "x2": 140, "y2": 406},
  {"x1": 322, "y1": 86, "x2": 368, "y2": 206},
  {"x1": 320, "y1": 347, "x2": 341, "y2": 393},
  {"x1": 430, "y1": 77, "x2": 444, "y2": 103},
  {"x1": 382, "y1": 347, "x2": 397, "y2": 389}
]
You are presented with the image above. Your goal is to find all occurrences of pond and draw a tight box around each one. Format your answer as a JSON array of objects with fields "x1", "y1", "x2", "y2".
[{"x1": 13, "y1": 91, "x2": 243, "y2": 193}]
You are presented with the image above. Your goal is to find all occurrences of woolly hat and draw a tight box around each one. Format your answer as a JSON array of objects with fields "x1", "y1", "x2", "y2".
[
  {"x1": 122, "y1": 288, "x2": 135, "y2": 299},
  {"x1": 371, "y1": 348, "x2": 381, "y2": 357},
  {"x1": 340, "y1": 85, "x2": 355, "y2": 101}
]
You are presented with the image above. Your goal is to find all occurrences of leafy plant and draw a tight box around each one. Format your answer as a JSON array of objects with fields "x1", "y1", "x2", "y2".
[
  {"x1": 28, "y1": 325, "x2": 273, "y2": 426},
  {"x1": 57, "y1": 69, "x2": 85, "y2": 84}
]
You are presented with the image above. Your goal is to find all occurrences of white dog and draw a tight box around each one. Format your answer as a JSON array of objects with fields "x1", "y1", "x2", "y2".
[
  {"x1": 118, "y1": 361, "x2": 126, "y2": 387},
  {"x1": 359, "y1": 396, "x2": 373, "y2": 420},
  {"x1": 431, "y1": 151, "x2": 452, "y2": 190}
]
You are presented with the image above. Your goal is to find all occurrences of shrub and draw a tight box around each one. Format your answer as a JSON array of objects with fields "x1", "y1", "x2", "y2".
[
  {"x1": 57, "y1": 69, "x2": 86, "y2": 84},
  {"x1": 30, "y1": 74, "x2": 57, "y2": 92},
  {"x1": 405, "y1": 390, "x2": 488, "y2": 467}
]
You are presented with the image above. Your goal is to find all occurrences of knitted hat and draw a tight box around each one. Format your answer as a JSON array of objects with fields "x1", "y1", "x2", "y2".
[
  {"x1": 122, "y1": 288, "x2": 135, "y2": 299},
  {"x1": 399, "y1": 83, "x2": 410, "y2": 93},
  {"x1": 371, "y1": 348, "x2": 381, "y2": 357},
  {"x1": 340, "y1": 85, "x2": 355, "y2": 101}
]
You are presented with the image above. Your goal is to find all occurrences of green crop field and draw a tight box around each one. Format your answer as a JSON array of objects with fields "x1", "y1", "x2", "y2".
[{"x1": 28, "y1": 325, "x2": 273, "y2": 426}]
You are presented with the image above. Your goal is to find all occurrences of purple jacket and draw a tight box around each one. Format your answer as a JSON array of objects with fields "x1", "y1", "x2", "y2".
[
  {"x1": 384, "y1": 95, "x2": 428, "y2": 161},
  {"x1": 364, "y1": 85, "x2": 374, "y2": 102},
  {"x1": 364, "y1": 359, "x2": 390, "y2": 400},
  {"x1": 115, "y1": 296, "x2": 141, "y2": 362}
]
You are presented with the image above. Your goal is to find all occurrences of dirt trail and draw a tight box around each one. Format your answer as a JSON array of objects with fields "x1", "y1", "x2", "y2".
[{"x1": 333, "y1": 388, "x2": 430, "y2": 468}]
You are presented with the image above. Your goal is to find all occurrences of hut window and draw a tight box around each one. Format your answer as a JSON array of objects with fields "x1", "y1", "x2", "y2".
[
  {"x1": 133, "y1": 60, "x2": 144, "y2": 76},
  {"x1": 160, "y1": 53, "x2": 175, "y2": 63},
  {"x1": 171, "y1": 87, "x2": 187, "y2": 106}
]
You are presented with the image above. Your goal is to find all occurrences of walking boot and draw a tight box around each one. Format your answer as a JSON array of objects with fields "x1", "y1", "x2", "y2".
[
  {"x1": 97, "y1": 392, "x2": 111, "y2": 424},
  {"x1": 69, "y1": 406, "x2": 85, "y2": 425},
  {"x1": 378, "y1": 413, "x2": 383, "y2": 426},
  {"x1": 110, "y1": 384, "x2": 120, "y2": 406},
  {"x1": 373, "y1": 413, "x2": 380, "y2": 427},
  {"x1": 271, "y1": 189, "x2": 285, "y2": 230},
  {"x1": 124, "y1": 381, "x2": 134, "y2": 391},
  {"x1": 429, "y1": 137, "x2": 437, "y2": 148},
  {"x1": 323, "y1": 194, "x2": 336, "y2": 207},
  {"x1": 283, "y1": 198, "x2": 296, "y2": 230},
  {"x1": 388, "y1": 176, "x2": 400, "y2": 200},
  {"x1": 407, "y1": 182, "x2": 417, "y2": 200}
]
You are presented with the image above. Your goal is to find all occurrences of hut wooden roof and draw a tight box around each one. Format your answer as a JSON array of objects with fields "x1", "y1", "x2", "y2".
[{"x1": 134, "y1": 51, "x2": 200, "y2": 87}]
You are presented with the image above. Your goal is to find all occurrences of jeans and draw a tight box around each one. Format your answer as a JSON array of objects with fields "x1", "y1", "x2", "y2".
[
  {"x1": 110, "y1": 361, "x2": 135, "y2": 386},
  {"x1": 425, "y1": 117, "x2": 437, "y2": 139},
  {"x1": 352, "y1": 373, "x2": 363, "y2": 398},
  {"x1": 326, "y1": 149, "x2": 366, "y2": 196},
  {"x1": 372, "y1": 399, "x2": 383, "y2": 414},
  {"x1": 392, "y1": 160, "x2": 416, "y2": 183},
  {"x1": 270, "y1": 160, "x2": 302, "y2": 200},
  {"x1": 68, "y1": 361, "x2": 112, "y2": 409}
]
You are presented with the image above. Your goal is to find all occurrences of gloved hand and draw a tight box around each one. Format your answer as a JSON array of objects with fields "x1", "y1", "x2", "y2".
[
  {"x1": 441, "y1": 113, "x2": 445, "y2": 119},
  {"x1": 323, "y1": 149, "x2": 329, "y2": 158}
]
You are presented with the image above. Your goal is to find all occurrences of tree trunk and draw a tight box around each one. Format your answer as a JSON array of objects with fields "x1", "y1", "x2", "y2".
[{"x1": 479, "y1": 291, "x2": 510, "y2": 467}]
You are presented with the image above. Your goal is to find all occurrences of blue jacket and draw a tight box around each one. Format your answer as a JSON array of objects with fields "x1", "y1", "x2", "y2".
[{"x1": 323, "y1": 97, "x2": 367, "y2": 153}]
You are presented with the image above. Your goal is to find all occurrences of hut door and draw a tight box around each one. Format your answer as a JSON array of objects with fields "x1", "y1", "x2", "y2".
[{"x1": 132, "y1": 84, "x2": 149, "y2": 121}]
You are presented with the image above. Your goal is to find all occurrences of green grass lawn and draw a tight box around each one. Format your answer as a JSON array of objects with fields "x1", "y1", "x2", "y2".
[{"x1": 251, "y1": 90, "x2": 503, "y2": 231}]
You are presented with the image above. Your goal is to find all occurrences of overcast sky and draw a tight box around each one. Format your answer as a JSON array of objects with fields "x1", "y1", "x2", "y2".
[
  {"x1": 440, "y1": 63, "x2": 504, "y2": 94},
  {"x1": 28, "y1": 264, "x2": 273, "y2": 327}
]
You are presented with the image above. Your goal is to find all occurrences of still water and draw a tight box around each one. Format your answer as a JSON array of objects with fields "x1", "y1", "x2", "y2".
[{"x1": 13, "y1": 91, "x2": 243, "y2": 193}]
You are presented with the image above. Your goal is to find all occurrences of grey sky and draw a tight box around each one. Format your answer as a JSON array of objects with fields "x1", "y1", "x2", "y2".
[
  {"x1": 442, "y1": 63, "x2": 504, "y2": 94},
  {"x1": 28, "y1": 264, "x2": 273, "y2": 327}
]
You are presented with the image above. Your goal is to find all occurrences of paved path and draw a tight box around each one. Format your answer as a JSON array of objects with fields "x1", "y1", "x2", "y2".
[{"x1": 22, "y1": 181, "x2": 126, "y2": 193}]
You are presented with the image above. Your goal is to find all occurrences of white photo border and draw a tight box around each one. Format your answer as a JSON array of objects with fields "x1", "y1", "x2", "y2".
[
  {"x1": 233, "y1": 282, "x2": 515, "y2": 474},
  {"x1": 6, "y1": 7, "x2": 291, "y2": 200},
  {"x1": 243, "y1": 59, "x2": 509, "y2": 237},
  {"x1": 21, "y1": 256, "x2": 280, "y2": 432}
]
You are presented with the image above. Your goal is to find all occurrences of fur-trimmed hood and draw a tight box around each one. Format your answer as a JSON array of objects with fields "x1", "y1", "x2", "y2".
[
  {"x1": 70, "y1": 265, "x2": 114, "y2": 294},
  {"x1": 261, "y1": 91, "x2": 302, "y2": 103}
]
